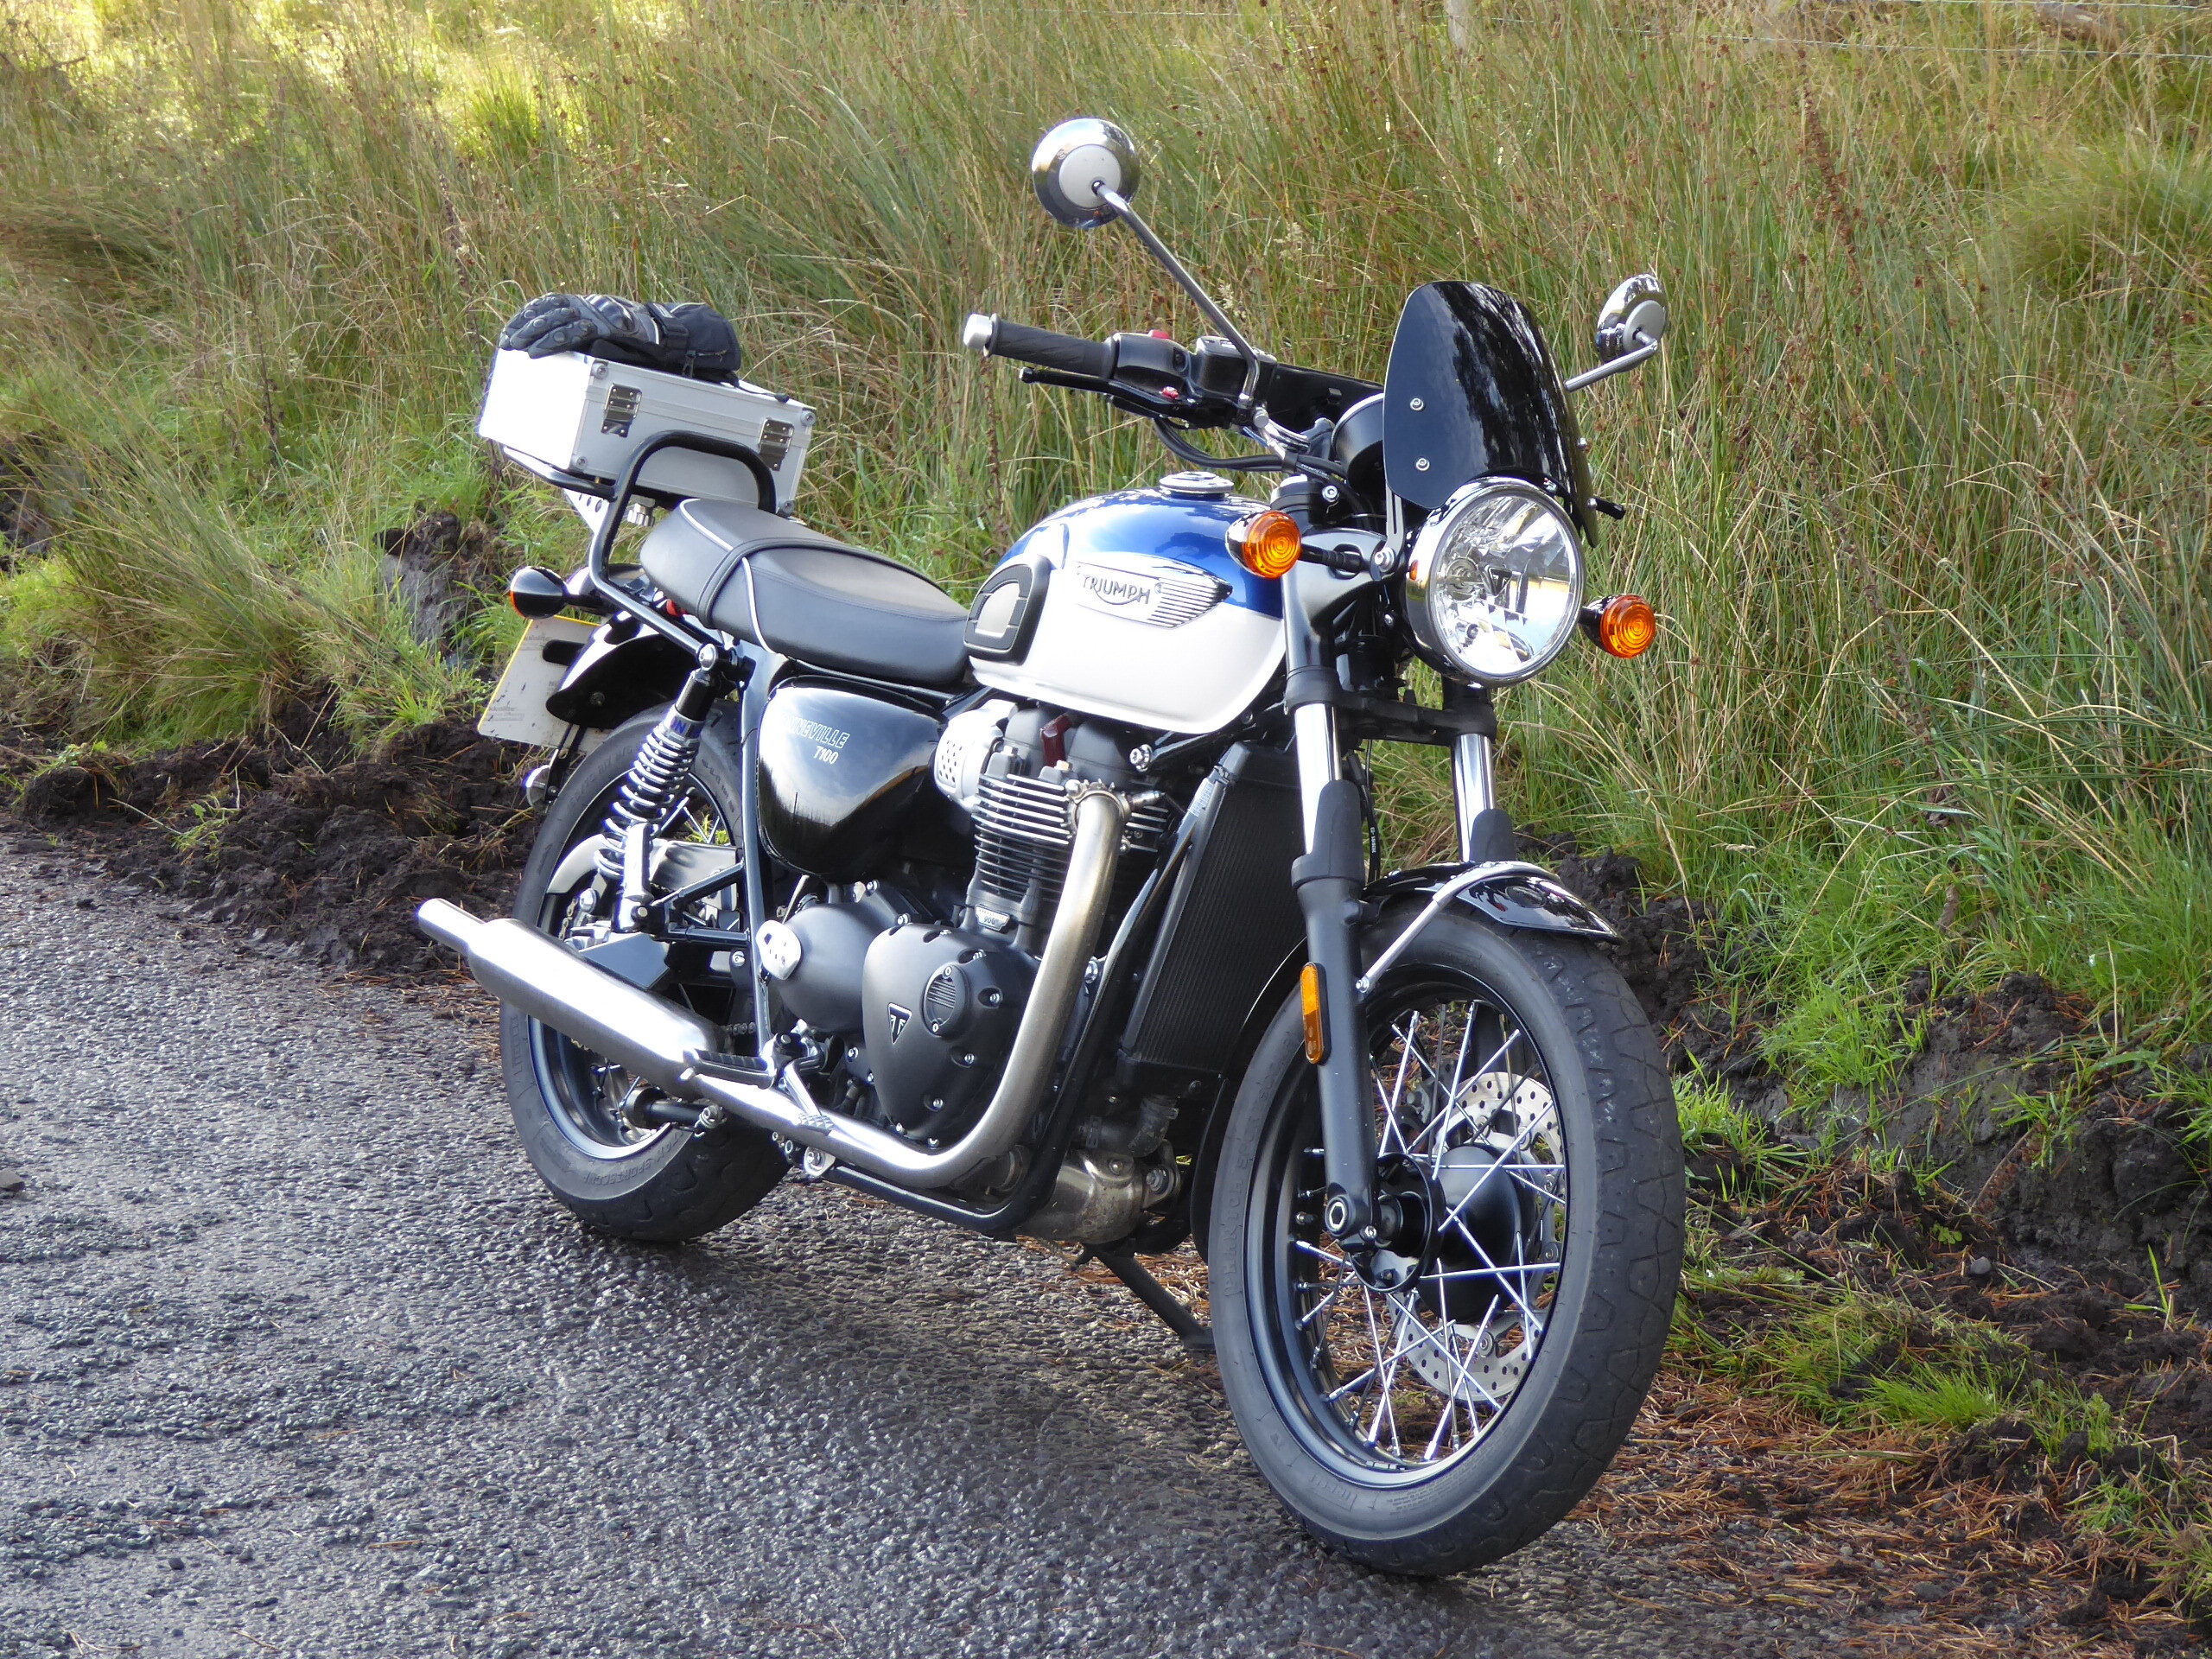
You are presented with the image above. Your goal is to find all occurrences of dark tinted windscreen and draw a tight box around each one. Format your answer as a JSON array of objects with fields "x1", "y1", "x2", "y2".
[{"x1": 1382, "y1": 282, "x2": 1587, "y2": 521}]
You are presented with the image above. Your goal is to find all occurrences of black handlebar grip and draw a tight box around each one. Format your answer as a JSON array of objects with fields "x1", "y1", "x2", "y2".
[{"x1": 962, "y1": 313, "x2": 1115, "y2": 380}]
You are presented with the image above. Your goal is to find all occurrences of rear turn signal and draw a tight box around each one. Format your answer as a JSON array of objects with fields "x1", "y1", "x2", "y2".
[
  {"x1": 1232, "y1": 509, "x2": 1304, "y2": 580},
  {"x1": 1590, "y1": 594, "x2": 1656, "y2": 658},
  {"x1": 506, "y1": 566, "x2": 569, "y2": 620},
  {"x1": 1300, "y1": 963, "x2": 1329, "y2": 1064}
]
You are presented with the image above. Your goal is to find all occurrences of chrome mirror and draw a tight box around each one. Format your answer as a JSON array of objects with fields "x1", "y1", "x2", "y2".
[
  {"x1": 1031, "y1": 118, "x2": 1141, "y2": 231},
  {"x1": 1562, "y1": 273, "x2": 1667, "y2": 393},
  {"x1": 1594, "y1": 273, "x2": 1667, "y2": 360}
]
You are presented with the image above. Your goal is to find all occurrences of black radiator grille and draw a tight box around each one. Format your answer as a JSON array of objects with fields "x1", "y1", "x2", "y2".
[{"x1": 1119, "y1": 751, "x2": 1306, "y2": 1072}]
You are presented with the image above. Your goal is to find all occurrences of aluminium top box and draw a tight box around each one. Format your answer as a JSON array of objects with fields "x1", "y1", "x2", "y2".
[{"x1": 477, "y1": 348, "x2": 816, "y2": 512}]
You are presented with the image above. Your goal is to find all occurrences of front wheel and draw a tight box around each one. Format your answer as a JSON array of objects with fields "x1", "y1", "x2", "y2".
[{"x1": 1208, "y1": 911, "x2": 1682, "y2": 1575}]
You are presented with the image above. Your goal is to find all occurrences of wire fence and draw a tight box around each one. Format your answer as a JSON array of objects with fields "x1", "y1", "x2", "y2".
[{"x1": 960, "y1": 0, "x2": 2212, "y2": 61}]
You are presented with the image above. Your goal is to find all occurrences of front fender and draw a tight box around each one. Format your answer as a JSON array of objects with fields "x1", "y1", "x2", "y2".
[{"x1": 1366, "y1": 860, "x2": 1616, "y2": 943}]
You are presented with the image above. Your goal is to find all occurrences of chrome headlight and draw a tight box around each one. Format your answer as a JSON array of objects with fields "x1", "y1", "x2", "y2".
[{"x1": 1404, "y1": 479, "x2": 1586, "y2": 684}]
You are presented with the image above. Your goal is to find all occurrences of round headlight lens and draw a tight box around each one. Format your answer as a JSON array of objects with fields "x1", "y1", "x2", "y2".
[{"x1": 1405, "y1": 480, "x2": 1585, "y2": 684}]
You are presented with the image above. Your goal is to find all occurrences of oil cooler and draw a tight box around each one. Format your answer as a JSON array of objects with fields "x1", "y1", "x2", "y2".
[{"x1": 1118, "y1": 742, "x2": 1307, "y2": 1072}]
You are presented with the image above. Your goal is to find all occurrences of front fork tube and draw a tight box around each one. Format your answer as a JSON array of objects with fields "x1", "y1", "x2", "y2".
[
  {"x1": 1295, "y1": 769, "x2": 1382, "y2": 1243},
  {"x1": 1284, "y1": 597, "x2": 1510, "y2": 1246},
  {"x1": 1452, "y1": 729, "x2": 1516, "y2": 863},
  {"x1": 1285, "y1": 596, "x2": 1381, "y2": 1244}
]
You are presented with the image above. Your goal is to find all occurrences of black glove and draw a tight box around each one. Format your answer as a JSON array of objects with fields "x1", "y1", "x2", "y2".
[{"x1": 498, "y1": 293, "x2": 742, "y2": 382}]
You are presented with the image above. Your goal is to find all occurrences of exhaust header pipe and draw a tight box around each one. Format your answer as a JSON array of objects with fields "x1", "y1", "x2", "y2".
[{"x1": 416, "y1": 789, "x2": 1128, "y2": 1192}]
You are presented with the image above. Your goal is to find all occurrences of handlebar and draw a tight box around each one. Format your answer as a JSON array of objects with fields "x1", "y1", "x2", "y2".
[
  {"x1": 962, "y1": 310, "x2": 1381, "y2": 470},
  {"x1": 962, "y1": 313, "x2": 1115, "y2": 381}
]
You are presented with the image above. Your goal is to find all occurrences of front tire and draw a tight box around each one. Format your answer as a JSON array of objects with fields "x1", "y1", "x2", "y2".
[
  {"x1": 500, "y1": 709, "x2": 787, "y2": 1243},
  {"x1": 1208, "y1": 910, "x2": 1682, "y2": 1575}
]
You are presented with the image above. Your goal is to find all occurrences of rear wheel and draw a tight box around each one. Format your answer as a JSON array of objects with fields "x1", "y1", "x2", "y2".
[
  {"x1": 1208, "y1": 910, "x2": 1681, "y2": 1575},
  {"x1": 499, "y1": 709, "x2": 786, "y2": 1242}
]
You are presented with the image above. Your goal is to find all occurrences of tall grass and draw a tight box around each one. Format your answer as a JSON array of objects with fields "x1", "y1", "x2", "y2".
[{"x1": 1, "y1": 0, "x2": 2207, "y2": 1074}]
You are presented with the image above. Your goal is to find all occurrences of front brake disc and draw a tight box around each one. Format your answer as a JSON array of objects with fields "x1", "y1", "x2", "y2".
[{"x1": 1394, "y1": 1071, "x2": 1560, "y2": 1403}]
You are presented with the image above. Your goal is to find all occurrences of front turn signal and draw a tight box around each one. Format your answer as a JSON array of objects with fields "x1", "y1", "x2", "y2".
[
  {"x1": 1588, "y1": 593, "x2": 1657, "y2": 658},
  {"x1": 1300, "y1": 963, "x2": 1329, "y2": 1064},
  {"x1": 1231, "y1": 509, "x2": 1304, "y2": 580}
]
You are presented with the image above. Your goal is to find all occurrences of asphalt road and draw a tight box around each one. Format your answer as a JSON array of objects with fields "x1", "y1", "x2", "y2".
[{"x1": 0, "y1": 848, "x2": 1834, "y2": 1658}]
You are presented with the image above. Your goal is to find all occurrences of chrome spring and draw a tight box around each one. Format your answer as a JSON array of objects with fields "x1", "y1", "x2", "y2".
[{"x1": 594, "y1": 708, "x2": 705, "y2": 888}]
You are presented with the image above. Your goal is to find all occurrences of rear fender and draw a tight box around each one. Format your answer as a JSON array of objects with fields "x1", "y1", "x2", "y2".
[
  {"x1": 1185, "y1": 857, "x2": 1612, "y2": 1255},
  {"x1": 543, "y1": 625, "x2": 694, "y2": 729}
]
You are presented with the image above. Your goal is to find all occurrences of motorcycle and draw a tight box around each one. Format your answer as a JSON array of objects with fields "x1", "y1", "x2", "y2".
[{"x1": 421, "y1": 118, "x2": 1683, "y2": 1575}]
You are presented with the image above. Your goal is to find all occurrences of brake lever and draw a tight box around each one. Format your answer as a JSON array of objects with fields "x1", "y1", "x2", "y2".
[{"x1": 1020, "y1": 367, "x2": 1191, "y2": 423}]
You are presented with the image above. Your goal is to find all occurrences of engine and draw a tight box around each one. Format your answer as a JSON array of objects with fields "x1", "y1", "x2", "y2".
[
  {"x1": 750, "y1": 681, "x2": 1179, "y2": 1227},
  {"x1": 936, "y1": 701, "x2": 1173, "y2": 953}
]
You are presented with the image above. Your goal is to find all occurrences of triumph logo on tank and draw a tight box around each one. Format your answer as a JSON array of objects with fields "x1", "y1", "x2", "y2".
[{"x1": 1068, "y1": 554, "x2": 1228, "y2": 628}]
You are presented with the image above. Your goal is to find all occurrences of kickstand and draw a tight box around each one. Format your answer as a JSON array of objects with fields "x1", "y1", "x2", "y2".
[{"x1": 1084, "y1": 1245, "x2": 1214, "y2": 1357}]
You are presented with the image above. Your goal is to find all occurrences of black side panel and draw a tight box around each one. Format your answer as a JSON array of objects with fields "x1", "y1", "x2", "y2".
[
  {"x1": 1120, "y1": 745, "x2": 1307, "y2": 1071},
  {"x1": 756, "y1": 681, "x2": 940, "y2": 880}
]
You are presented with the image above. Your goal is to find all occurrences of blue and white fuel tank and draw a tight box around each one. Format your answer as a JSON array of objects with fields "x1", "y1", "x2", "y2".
[{"x1": 963, "y1": 472, "x2": 1283, "y2": 734}]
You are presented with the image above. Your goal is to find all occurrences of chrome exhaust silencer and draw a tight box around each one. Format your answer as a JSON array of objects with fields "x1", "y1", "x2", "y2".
[{"x1": 416, "y1": 789, "x2": 1128, "y2": 1192}]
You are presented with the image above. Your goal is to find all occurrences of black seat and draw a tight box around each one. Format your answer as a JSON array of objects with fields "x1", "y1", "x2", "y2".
[{"x1": 639, "y1": 499, "x2": 970, "y2": 688}]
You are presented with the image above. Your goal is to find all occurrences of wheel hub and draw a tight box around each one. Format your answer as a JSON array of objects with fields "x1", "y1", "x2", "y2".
[{"x1": 1350, "y1": 1157, "x2": 1435, "y2": 1293}]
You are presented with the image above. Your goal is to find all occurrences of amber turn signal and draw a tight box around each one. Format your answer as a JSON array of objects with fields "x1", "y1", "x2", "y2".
[
  {"x1": 1300, "y1": 963, "x2": 1328, "y2": 1064},
  {"x1": 1231, "y1": 509, "x2": 1304, "y2": 580},
  {"x1": 506, "y1": 566, "x2": 569, "y2": 620},
  {"x1": 1592, "y1": 594, "x2": 1656, "y2": 658}
]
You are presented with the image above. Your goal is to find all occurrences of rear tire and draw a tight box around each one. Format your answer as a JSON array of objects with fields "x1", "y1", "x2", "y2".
[
  {"x1": 1208, "y1": 910, "x2": 1681, "y2": 1575},
  {"x1": 500, "y1": 709, "x2": 786, "y2": 1243}
]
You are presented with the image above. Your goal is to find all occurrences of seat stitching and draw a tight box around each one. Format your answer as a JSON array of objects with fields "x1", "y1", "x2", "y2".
[{"x1": 677, "y1": 499, "x2": 738, "y2": 553}]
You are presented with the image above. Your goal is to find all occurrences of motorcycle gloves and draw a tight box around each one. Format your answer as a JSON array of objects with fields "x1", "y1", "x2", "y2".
[{"x1": 498, "y1": 293, "x2": 742, "y2": 383}]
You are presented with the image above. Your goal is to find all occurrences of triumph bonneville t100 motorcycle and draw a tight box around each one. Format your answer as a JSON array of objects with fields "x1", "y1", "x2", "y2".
[{"x1": 421, "y1": 118, "x2": 1682, "y2": 1574}]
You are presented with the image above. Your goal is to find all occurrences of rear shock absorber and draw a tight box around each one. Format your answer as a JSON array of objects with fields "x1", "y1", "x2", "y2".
[{"x1": 592, "y1": 644, "x2": 728, "y2": 931}]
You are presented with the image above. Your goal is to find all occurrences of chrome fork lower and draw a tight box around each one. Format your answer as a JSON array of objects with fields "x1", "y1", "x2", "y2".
[{"x1": 1451, "y1": 733, "x2": 1497, "y2": 863}]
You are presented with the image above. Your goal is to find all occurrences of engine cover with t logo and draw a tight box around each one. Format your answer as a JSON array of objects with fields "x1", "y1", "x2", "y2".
[{"x1": 859, "y1": 924, "x2": 1033, "y2": 1135}]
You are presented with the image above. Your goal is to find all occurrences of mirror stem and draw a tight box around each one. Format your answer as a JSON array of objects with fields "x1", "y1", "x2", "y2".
[
  {"x1": 1561, "y1": 331, "x2": 1660, "y2": 394},
  {"x1": 1097, "y1": 185, "x2": 1263, "y2": 411}
]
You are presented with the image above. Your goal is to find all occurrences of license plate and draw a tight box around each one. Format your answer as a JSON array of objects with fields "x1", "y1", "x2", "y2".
[{"x1": 479, "y1": 616, "x2": 601, "y2": 749}]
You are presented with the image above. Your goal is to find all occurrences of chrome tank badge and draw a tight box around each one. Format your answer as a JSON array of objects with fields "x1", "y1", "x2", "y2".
[{"x1": 1066, "y1": 552, "x2": 1228, "y2": 628}]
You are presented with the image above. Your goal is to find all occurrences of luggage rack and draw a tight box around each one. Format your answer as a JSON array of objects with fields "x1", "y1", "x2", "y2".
[{"x1": 576, "y1": 429, "x2": 781, "y2": 655}]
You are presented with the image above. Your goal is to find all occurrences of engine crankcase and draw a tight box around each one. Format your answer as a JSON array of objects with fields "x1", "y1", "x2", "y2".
[{"x1": 859, "y1": 924, "x2": 1033, "y2": 1134}]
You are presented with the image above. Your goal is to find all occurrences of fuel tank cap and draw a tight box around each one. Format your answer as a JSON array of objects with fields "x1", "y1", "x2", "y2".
[{"x1": 1156, "y1": 470, "x2": 1233, "y2": 499}]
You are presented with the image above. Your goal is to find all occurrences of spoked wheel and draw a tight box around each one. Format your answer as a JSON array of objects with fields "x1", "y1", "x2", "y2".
[
  {"x1": 529, "y1": 779, "x2": 741, "y2": 1164},
  {"x1": 1210, "y1": 910, "x2": 1682, "y2": 1575},
  {"x1": 1283, "y1": 989, "x2": 1567, "y2": 1472},
  {"x1": 499, "y1": 707, "x2": 786, "y2": 1242}
]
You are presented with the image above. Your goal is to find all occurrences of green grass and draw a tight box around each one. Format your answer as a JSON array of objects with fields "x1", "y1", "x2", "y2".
[
  {"x1": 1677, "y1": 1253, "x2": 2212, "y2": 1599},
  {"x1": 1, "y1": 0, "x2": 2208, "y2": 1092}
]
